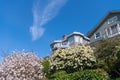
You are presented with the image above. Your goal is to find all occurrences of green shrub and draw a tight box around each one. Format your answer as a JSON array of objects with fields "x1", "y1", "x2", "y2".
[
  {"x1": 49, "y1": 69, "x2": 109, "y2": 80},
  {"x1": 50, "y1": 45, "x2": 96, "y2": 73},
  {"x1": 49, "y1": 70, "x2": 68, "y2": 80},
  {"x1": 94, "y1": 38, "x2": 120, "y2": 58},
  {"x1": 111, "y1": 46, "x2": 120, "y2": 78},
  {"x1": 111, "y1": 78, "x2": 120, "y2": 80},
  {"x1": 42, "y1": 56, "x2": 50, "y2": 77},
  {"x1": 94, "y1": 38, "x2": 120, "y2": 78},
  {"x1": 72, "y1": 69, "x2": 109, "y2": 80},
  {"x1": 42, "y1": 78, "x2": 49, "y2": 80}
]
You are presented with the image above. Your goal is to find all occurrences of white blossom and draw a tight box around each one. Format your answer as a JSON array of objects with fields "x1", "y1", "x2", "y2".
[{"x1": 50, "y1": 45, "x2": 96, "y2": 71}]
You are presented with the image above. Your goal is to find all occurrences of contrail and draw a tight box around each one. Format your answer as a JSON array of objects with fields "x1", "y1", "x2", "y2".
[{"x1": 30, "y1": 0, "x2": 68, "y2": 41}]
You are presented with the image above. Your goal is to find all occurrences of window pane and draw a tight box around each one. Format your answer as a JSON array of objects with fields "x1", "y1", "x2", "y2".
[
  {"x1": 108, "y1": 16, "x2": 118, "y2": 24},
  {"x1": 95, "y1": 32, "x2": 101, "y2": 39},
  {"x1": 62, "y1": 41, "x2": 67, "y2": 45},
  {"x1": 111, "y1": 24, "x2": 118, "y2": 34},
  {"x1": 113, "y1": 16, "x2": 117, "y2": 21},
  {"x1": 68, "y1": 37, "x2": 74, "y2": 44}
]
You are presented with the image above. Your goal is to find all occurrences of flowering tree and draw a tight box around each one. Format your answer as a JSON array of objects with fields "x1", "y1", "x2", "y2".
[
  {"x1": 0, "y1": 51, "x2": 43, "y2": 80},
  {"x1": 50, "y1": 45, "x2": 96, "y2": 72}
]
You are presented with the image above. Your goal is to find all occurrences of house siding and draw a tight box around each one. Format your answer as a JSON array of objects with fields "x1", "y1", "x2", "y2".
[{"x1": 90, "y1": 13, "x2": 120, "y2": 44}]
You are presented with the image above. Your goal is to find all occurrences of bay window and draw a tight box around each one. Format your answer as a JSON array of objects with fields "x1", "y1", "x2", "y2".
[{"x1": 111, "y1": 24, "x2": 118, "y2": 34}]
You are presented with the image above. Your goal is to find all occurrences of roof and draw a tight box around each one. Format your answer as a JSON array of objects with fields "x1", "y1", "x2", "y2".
[
  {"x1": 67, "y1": 32, "x2": 84, "y2": 37},
  {"x1": 50, "y1": 31, "x2": 90, "y2": 45},
  {"x1": 87, "y1": 10, "x2": 120, "y2": 37}
]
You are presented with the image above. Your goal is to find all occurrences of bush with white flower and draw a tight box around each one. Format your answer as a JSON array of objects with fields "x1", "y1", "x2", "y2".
[
  {"x1": 0, "y1": 51, "x2": 43, "y2": 80},
  {"x1": 50, "y1": 45, "x2": 96, "y2": 72}
]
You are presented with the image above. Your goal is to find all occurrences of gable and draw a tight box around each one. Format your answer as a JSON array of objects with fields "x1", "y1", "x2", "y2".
[{"x1": 87, "y1": 10, "x2": 120, "y2": 38}]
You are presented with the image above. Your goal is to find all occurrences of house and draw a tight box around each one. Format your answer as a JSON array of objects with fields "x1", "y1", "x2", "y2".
[
  {"x1": 50, "y1": 32, "x2": 90, "y2": 51},
  {"x1": 87, "y1": 10, "x2": 120, "y2": 44}
]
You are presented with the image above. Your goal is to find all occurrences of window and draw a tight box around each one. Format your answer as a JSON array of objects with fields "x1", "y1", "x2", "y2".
[
  {"x1": 111, "y1": 24, "x2": 118, "y2": 34},
  {"x1": 68, "y1": 37, "x2": 74, "y2": 44},
  {"x1": 113, "y1": 16, "x2": 118, "y2": 21},
  {"x1": 95, "y1": 32, "x2": 101, "y2": 39},
  {"x1": 51, "y1": 45, "x2": 54, "y2": 49},
  {"x1": 62, "y1": 41, "x2": 68, "y2": 45},
  {"x1": 108, "y1": 16, "x2": 118, "y2": 24}
]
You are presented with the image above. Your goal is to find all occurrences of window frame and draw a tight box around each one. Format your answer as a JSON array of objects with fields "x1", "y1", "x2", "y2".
[
  {"x1": 111, "y1": 24, "x2": 118, "y2": 35},
  {"x1": 62, "y1": 41, "x2": 68, "y2": 45},
  {"x1": 106, "y1": 27, "x2": 111, "y2": 36},
  {"x1": 94, "y1": 32, "x2": 101, "y2": 39},
  {"x1": 68, "y1": 36, "x2": 74, "y2": 44},
  {"x1": 108, "y1": 16, "x2": 118, "y2": 24}
]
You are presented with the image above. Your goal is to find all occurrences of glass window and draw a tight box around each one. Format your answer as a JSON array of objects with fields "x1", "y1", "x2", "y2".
[
  {"x1": 51, "y1": 45, "x2": 54, "y2": 49},
  {"x1": 108, "y1": 19, "x2": 113, "y2": 24},
  {"x1": 68, "y1": 37, "x2": 74, "y2": 44},
  {"x1": 111, "y1": 24, "x2": 118, "y2": 34},
  {"x1": 113, "y1": 16, "x2": 118, "y2": 21},
  {"x1": 108, "y1": 16, "x2": 118, "y2": 24},
  {"x1": 95, "y1": 32, "x2": 101, "y2": 39},
  {"x1": 62, "y1": 41, "x2": 67, "y2": 45}
]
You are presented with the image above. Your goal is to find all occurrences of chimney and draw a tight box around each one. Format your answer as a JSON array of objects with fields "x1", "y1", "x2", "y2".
[{"x1": 62, "y1": 34, "x2": 67, "y2": 40}]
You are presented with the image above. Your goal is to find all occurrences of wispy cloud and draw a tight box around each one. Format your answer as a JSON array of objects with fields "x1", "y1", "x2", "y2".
[{"x1": 30, "y1": 0, "x2": 68, "y2": 41}]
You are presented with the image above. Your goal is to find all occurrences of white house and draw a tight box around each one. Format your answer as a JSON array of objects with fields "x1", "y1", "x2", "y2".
[{"x1": 50, "y1": 32, "x2": 90, "y2": 51}]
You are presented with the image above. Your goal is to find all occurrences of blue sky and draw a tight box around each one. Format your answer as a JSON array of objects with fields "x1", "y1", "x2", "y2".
[{"x1": 0, "y1": 0, "x2": 120, "y2": 59}]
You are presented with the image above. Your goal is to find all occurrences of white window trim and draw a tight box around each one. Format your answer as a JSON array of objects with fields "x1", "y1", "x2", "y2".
[
  {"x1": 94, "y1": 32, "x2": 102, "y2": 39},
  {"x1": 79, "y1": 37, "x2": 83, "y2": 44},
  {"x1": 105, "y1": 29, "x2": 108, "y2": 36},
  {"x1": 111, "y1": 24, "x2": 119, "y2": 34},
  {"x1": 117, "y1": 24, "x2": 120, "y2": 32},
  {"x1": 106, "y1": 27, "x2": 112, "y2": 36},
  {"x1": 106, "y1": 24, "x2": 120, "y2": 38},
  {"x1": 108, "y1": 16, "x2": 118, "y2": 24}
]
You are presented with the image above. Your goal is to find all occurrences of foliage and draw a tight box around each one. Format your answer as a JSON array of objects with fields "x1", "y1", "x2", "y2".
[
  {"x1": 94, "y1": 38, "x2": 120, "y2": 58},
  {"x1": 111, "y1": 46, "x2": 120, "y2": 78},
  {"x1": 0, "y1": 51, "x2": 43, "y2": 80},
  {"x1": 74, "y1": 69, "x2": 109, "y2": 80},
  {"x1": 94, "y1": 38, "x2": 120, "y2": 78},
  {"x1": 42, "y1": 56, "x2": 50, "y2": 77},
  {"x1": 42, "y1": 78, "x2": 49, "y2": 80},
  {"x1": 49, "y1": 69, "x2": 109, "y2": 80},
  {"x1": 50, "y1": 45, "x2": 96, "y2": 73},
  {"x1": 49, "y1": 70, "x2": 67, "y2": 79},
  {"x1": 111, "y1": 78, "x2": 120, "y2": 80}
]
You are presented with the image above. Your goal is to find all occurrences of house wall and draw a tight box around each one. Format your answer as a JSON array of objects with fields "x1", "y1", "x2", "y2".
[
  {"x1": 90, "y1": 13, "x2": 120, "y2": 43},
  {"x1": 83, "y1": 39, "x2": 89, "y2": 45},
  {"x1": 74, "y1": 35, "x2": 83, "y2": 43}
]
